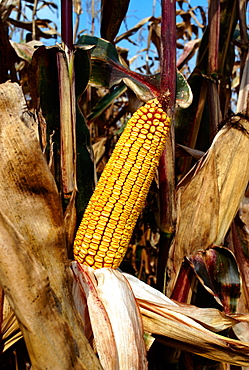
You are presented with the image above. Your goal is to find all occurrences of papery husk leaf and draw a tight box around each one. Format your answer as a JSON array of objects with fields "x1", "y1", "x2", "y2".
[
  {"x1": 71, "y1": 262, "x2": 118, "y2": 370},
  {"x1": 167, "y1": 116, "x2": 249, "y2": 296},
  {"x1": 0, "y1": 81, "x2": 101, "y2": 369},
  {"x1": 125, "y1": 274, "x2": 249, "y2": 365},
  {"x1": 123, "y1": 273, "x2": 178, "y2": 307},
  {"x1": 94, "y1": 269, "x2": 148, "y2": 370},
  {"x1": 71, "y1": 260, "x2": 249, "y2": 366},
  {"x1": 141, "y1": 307, "x2": 249, "y2": 366},
  {"x1": 124, "y1": 273, "x2": 239, "y2": 332}
]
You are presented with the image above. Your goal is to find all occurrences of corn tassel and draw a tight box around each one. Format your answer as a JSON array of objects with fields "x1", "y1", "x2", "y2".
[{"x1": 74, "y1": 98, "x2": 171, "y2": 269}]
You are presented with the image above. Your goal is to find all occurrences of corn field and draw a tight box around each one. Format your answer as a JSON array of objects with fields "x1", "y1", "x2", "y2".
[{"x1": 1, "y1": 0, "x2": 249, "y2": 369}]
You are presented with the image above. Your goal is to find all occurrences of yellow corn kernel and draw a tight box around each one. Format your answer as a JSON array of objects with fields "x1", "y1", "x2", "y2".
[
  {"x1": 95, "y1": 262, "x2": 104, "y2": 269},
  {"x1": 97, "y1": 250, "x2": 106, "y2": 258},
  {"x1": 74, "y1": 98, "x2": 171, "y2": 269},
  {"x1": 85, "y1": 255, "x2": 95, "y2": 266}
]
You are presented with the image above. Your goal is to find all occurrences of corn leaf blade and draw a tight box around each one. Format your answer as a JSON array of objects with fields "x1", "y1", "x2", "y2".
[{"x1": 167, "y1": 116, "x2": 249, "y2": 295}]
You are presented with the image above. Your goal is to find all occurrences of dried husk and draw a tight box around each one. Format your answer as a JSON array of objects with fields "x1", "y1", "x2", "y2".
[
  {"x1": 72, "y1": 263, "x2": 249, "y2": 367},
  {"x1": 94, "y1": 268, "x2": 148, "y2": 370},
  {"x1": 0, "y1": 210, "x2": 97, "y2": 369},
  {"x1": 124, "y1": 273, "x2": 239, "y2": 332},
  {"x1": 72, "y1": 263, "x2": 118, "y2": 370},
  {"x1": 72, "y1": 263, "x2": 148, "y2": 370}
]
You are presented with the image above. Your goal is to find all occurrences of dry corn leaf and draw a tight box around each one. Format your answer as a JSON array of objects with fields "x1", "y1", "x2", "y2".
[
  {"x1": 57, "y1": 46, "x2": 77, "y2": 195},
  {"x1": 0, "y1": 81, "x2": 101, "y2": 369},
  {"x1": 92, "y1": 137, "x2": 107, "y2": 165},
  {"x1": 167, "y1": 116, "x2": 249, "y2": 295},
  {"x1": 237, "y1": 52, "x2": 249, "y2": 113},
  {"x1": 141, "y1": 307, "x2": 249, "y2": 366},
  {"x1": 1, "y1": 296, "x2": 22, "y2": 352},
  {"x1": 176, "y1": 39, "x2": 201, "y2": 69},
  {"x1": 115, "y1": 17, "x2": 155, "y2": 44},
  {"x1": 0, "y1": 209, "x2": 102, "y2": 369},
  {"x1": 175, "y1": 143, "x2": 204, "y2": 160}
]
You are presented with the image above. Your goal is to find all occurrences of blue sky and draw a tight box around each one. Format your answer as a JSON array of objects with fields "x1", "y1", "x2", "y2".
[
  {"x1": 37, "y1": 0, "x2": 207, "y2": 42},
  {"x1": 19, "y1": 0, "x2": 207, "y2": 71}
]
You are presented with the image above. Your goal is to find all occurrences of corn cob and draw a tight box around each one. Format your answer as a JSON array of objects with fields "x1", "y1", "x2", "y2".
[{"x1": 74, "y1": 98, "x2": 171, "y2": 269}]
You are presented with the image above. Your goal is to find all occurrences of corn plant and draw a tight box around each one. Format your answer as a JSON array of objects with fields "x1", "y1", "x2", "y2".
[{"x1": 1, "y1": 0, "x2": 249, "y2": 369}]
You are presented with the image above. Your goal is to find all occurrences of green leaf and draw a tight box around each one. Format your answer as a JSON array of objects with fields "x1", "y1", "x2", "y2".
[
  {"x1": 176, "y1": 70, "x2": 193, "y2": 108},
  {"x1": 74, "y1": 46, "x2": 92, "y2": 97},
  {"x1": 76, "y1": 35, "x2": 159, "y2": 101},
  {"x1": 74, "y1": 47, "x2": 95, "y2": 222},
  {"x1": 10, "y1": 40, "x2": 44, "y2": 63},
  {"x1": 87, "y1": 83, "x2": 127, "y2": 123},
  {"x1": 77, "y1": 35, "x2": 192, "y2": 107},
  {"x1": 30, "y1": 45, "x2": 61, "y2": 184},
  {"x1": 77, "y1": 35, "x2": 120, "y2": 63},
  {"x1": 30, "y1": 44, "x2": 94, "y2": 222}
]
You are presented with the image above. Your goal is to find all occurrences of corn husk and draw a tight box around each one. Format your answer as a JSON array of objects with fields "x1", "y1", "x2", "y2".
[
  {"x1": 71, "y1": 262, "x2": 118, "y2": 370},
  {"x1": 94, "y1": 268, "x2": 148, "y2": 370},
  {"x1": 72, "y1": 262, "x2": 147, "y2": 370},
  {"x1": 72, "y1": 263, "x2": 249, "y2": 367}
]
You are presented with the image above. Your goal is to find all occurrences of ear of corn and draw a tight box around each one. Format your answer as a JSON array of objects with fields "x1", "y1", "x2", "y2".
[{"x1": 73, "y1": 98, "x2": 171, "y2": 269}]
